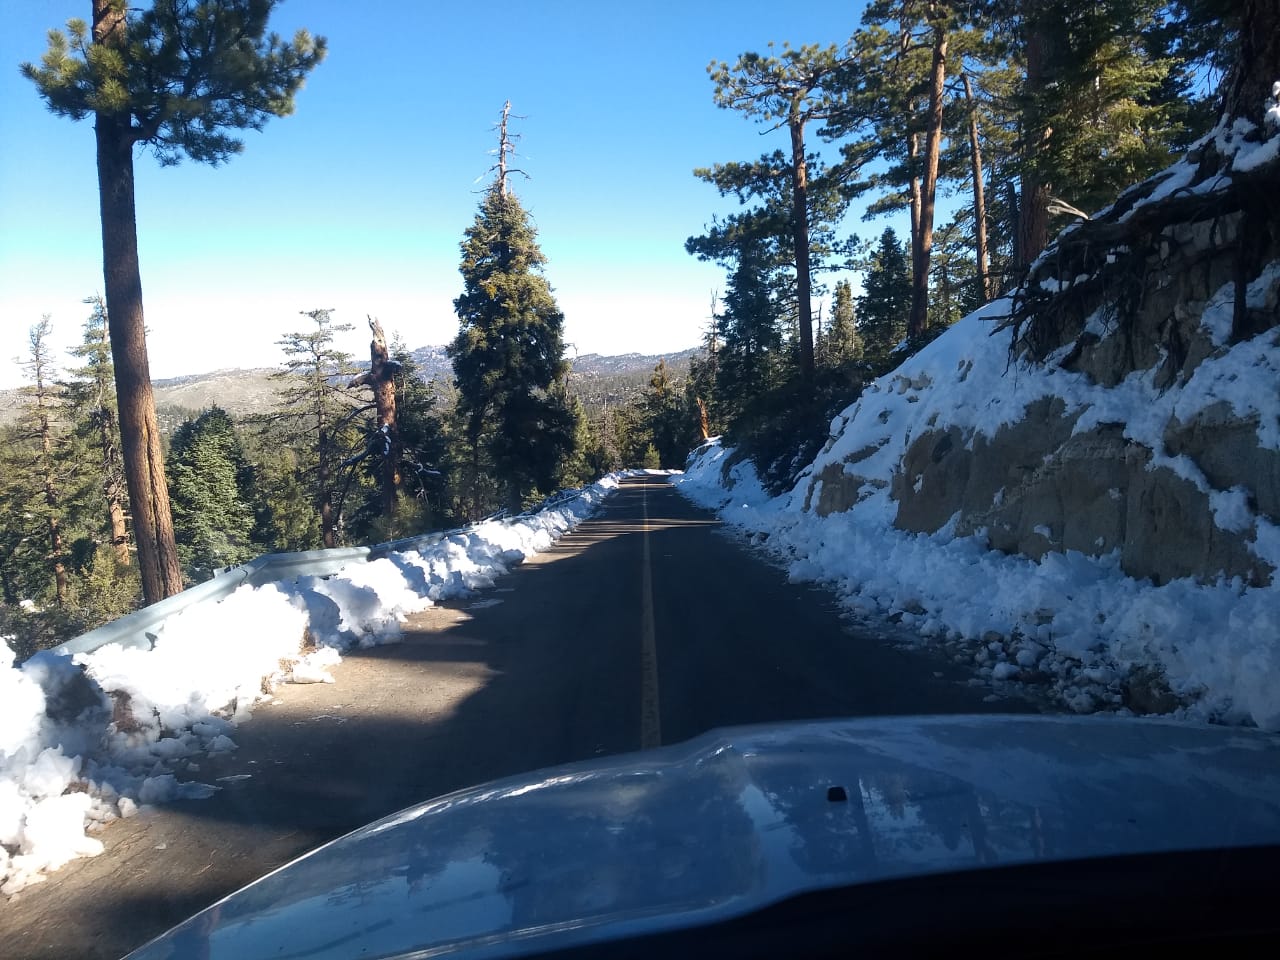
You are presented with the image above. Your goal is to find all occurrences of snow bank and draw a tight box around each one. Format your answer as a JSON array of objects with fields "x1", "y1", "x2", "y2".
[
  {"x1": 676, "y1": 103, "x2": 1280, "y2": 732},
  {"x1": 676, "y1": 304, "x2": 1280, "y2": 731},
  {"x1": 0, "y1": 474, "x2": 621, "y2": 896}
]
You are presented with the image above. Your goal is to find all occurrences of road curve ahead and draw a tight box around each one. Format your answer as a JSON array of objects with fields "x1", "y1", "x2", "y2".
[{"x1": 2, "y1": 475, "x2": 1029, "y2": 959}]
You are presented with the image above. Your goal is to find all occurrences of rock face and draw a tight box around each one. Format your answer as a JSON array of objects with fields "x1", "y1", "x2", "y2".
[
  {"x1": 893, "y1": 412, "x2": 1272, "y2": 587},
  {"x1": 802, "y1": 136, "x2": 1280, "y2": 589}
]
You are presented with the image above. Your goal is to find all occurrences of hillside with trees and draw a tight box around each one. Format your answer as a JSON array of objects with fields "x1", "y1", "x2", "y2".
[
  {"x1": 686, "y1": 0, "x2": 1244, "y2": 491},
  {"x1": 680, "y1": 0, "x2": 1280, "y2": 724}
]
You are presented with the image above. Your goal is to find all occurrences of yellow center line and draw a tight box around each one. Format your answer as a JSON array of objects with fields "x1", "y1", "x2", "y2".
[{"x1": 640, "y1": 481, "x2": 662, "y2": 749}]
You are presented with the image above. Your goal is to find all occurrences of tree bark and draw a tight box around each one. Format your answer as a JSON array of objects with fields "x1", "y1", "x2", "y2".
[
  {"x1": 909, "y1": 14, "x2": 947, "y2": 340},
  {"x1": 317, "y1": 409, "x2": 337, "y2": 549},
  {"x1": 1222, "y1": 0, "x2": 1280, "y2": 127},
  {"x1": 906, "y1": 131, "x2": 923, "y2": 342},
  {"x1": 788, "y1": 108, "x2": 816, "y2": 382},
  {"x1": 99, "y1": 403, "x2": 131, "y2": 566},
  {"x1": 87, "y1": 297, "x2": 131, "y2": 565},
  {"x1": 366, "y1": 317, "x2": 402, "y2": 521},
  {"x1": 1017, "y1": 22, "x2": 1052, "y2": 267},
  {"x1": 93, "y1": 0, "x2": 183, "y2": 604},
  {"x1": 962, "y1": 72, "x2": 992, "y2": 301}
]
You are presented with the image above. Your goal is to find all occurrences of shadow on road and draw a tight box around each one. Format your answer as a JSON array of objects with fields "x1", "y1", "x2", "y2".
[{"x1": 4, "y1": 478, "x2": 1038, "y2": 959}]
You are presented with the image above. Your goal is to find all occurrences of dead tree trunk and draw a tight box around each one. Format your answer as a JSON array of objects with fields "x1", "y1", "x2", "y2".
[{"x1": 365, "y1": 317, "x2": 402, "y2": 521}]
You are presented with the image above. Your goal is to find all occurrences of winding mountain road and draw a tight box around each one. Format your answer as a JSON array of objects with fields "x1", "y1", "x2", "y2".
[{"x1": 2, "y1": 476, "x2": 1032, "y2": 959}]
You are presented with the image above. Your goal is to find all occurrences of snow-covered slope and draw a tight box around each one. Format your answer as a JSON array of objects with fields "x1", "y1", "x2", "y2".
[{"x1": 677, "y1": 112, "x2": 1280, "y2": 735}]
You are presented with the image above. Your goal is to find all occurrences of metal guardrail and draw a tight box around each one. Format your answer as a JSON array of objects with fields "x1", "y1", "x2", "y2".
[
  {"x1": 47, "y1": 479, "x2": 609, "y2": 661},
  {"x1": 50, "y1": 525, "x2": 478, "y2": 659}
]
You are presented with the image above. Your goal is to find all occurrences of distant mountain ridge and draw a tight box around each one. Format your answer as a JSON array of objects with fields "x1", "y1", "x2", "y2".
[
  {"x1": 403, "y1": 345, "x2": 701, "y2": 382},
  {"x1": 0, "y1": 345, "x2": 702, "y2": 427}
]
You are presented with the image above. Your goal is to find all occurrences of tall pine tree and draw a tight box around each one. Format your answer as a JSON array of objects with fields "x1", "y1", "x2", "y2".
[
  {"x1": 708, "y1": 45, "x2": 847, "y2": 381},
  {"x1": 449, "y1": 108, "x2": 577, "y2": 516},
  {"x1": 22, "y1": 1, "x2": 325, "y2": 604}
]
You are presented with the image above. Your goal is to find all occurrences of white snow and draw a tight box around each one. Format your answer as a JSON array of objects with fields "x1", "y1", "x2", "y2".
[
  {"x1": 0, "y1": 474, "x2": 623, "y2": 896},
  {"x1": 675, "y1": 270, "x2": 1280, "y2": 737}
]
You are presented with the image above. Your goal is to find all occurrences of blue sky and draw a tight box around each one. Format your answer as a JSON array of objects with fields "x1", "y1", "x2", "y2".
[{"x1": 0, "y1": 1, "x2": 872, "y2": 387}]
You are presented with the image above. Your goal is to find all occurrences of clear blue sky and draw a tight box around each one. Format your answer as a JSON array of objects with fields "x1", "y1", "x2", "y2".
[{"x1": 0, "y1": 1, "x2": 872, "y2": 388}]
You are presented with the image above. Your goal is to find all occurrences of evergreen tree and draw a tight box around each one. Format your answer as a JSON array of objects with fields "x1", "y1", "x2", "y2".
[
  {"x1": 858, "y1": 228, "x2": 912, "y2": 362},
  {"x1": 587, "y1": 408, "x2": 624, "y2": 476},
  {"x1": 977, "y1": 0, "x2": 1207, "y2": 265},
  {"x1": 19, "y1": 318, "x2": 74, "y2": 605},
  {"x1": 246, "y1": 439, "x2": 320, "y2": 552},
  {"x1": 555, "y1": 393, "x2": 596, "y2": 489},
  {"x1": 167, "y1": 407, "x2": 264, "y2": 581},
  {"x1": 348, "y1": 343, "x2": 451, "y2": 540},
  {"x1": 0, "y1": 318, "x2": 141, "y2": 653},
  {"x1": 449, "y1": 133, "x2": 576, "y2": 516},
  {"x1": 821, "y1": 279, "x2": 863, "y2": 366},
  {"x1": 709, "y1": 44, "x2": 848, "y2": 381},
  {"x1": 22, "y1": 1, "x2": 325, "y2": 604},
  {"x1": 928, "y1": 219, "x2": 984, "y2": 330},
  {"x1": 640, "y1": 360, "x2": 694, "y2": 469},
  {"x1": 65, "y1": 295, "x2": 130, "y2": 566},
  {"x1": 712, "y1": 235, "x2": 786, "y2": 424},
  {"x1": 272, "y1": 309, "x2": 363, "y2": 548}
]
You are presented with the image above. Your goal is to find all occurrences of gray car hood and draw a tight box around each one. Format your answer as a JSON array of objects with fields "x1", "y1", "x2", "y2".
[{"x1": 126, "y1": 714, "x2": 1280, "y2": 959}]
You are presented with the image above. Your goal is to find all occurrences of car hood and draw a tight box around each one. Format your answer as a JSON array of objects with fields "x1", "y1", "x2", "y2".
[{"x1": 126, "y1": 714, "x2": 1280, "y2": 959}]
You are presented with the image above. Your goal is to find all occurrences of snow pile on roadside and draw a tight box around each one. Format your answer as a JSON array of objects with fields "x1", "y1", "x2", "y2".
[
  {"x1": 0, "y1": 474, "x2": 621, "y2": 896},
  {"x1": 676, "y1": 294, "x2": 1280, "y2": 731}
]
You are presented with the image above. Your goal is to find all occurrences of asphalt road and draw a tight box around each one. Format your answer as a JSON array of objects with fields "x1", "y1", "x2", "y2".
[{"x1": 2, "y1": 476, "x2": 1032, "y2": 959}]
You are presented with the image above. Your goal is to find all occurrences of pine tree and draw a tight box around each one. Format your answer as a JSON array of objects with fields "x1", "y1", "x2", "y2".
[
  {"x1": 449, "y1": 114, "x2": 576, "y2": 516},
  {"x1": 556, "y1": 394, "x2": 596, "y2": 489},
  {"x1": 929, "y1": 219, "x2": 983, "y2": 330},
  {"x1": 977, "y1": 0, "x2": 1206, "y2": 265},
  {"x1": 0, "y1": 317, "x2": 141, "y2": 649},
  {"x1": 349, "y1": 343, "x2": 451, "y2": 540},
  {"x1": 22, "y1": 1, "x2": 326, "y2": 604},
  {"x1": 167, "y1": 407, "x2": 263, "y2": 581},
  {"x1": 246, "y1": 440, "x2": 319, "y2": 552},
  {"x1": 272, "y1": 309, "x2": 362, "y2": 548},
  {"x1": 707, "y1": 45, "x2": 848, "y2": 382},
  {"x1": 65, "y1": 295, "x2": 130, "y2": 566},
  {"x1": 22, "y1": 318, "x2": 73, "y2": 605},
  {"x1": 821, "y1": 279, "x2": 863, "y2": 366},
  {"x1": 858, "y1": 228, "x2": 912, "y2": 362},
  {"x1": 587, "y1": 408, "x2": 624, "y2": 476},
  {"x1": 641, "y1": 360, "x2": 693, "y2": 469},
  {"x1": 714, "y1": 235, "x2": 785, "y2": 424}
]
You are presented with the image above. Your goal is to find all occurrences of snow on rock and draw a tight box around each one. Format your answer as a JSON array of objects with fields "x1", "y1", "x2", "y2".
[{"x1": 0, "y1": 474, "x2": 622, "y2": 896}]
